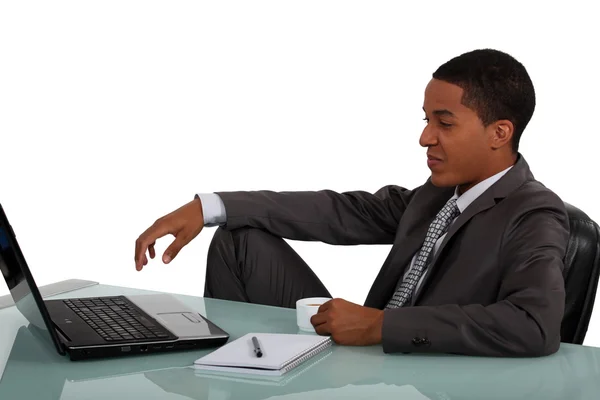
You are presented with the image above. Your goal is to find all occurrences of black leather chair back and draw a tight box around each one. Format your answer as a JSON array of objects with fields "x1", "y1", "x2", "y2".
[{"x1": 561, "y1": 202, "x2": 600, "y2": 344}]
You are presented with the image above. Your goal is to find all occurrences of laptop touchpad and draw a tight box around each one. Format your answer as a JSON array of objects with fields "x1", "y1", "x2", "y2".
[
  {"x1": 157, "y1": 312, "x2": 202, "y2": 324},
  {"x1": 155, "y1": 312, "x2": 211, "y2": 338}
]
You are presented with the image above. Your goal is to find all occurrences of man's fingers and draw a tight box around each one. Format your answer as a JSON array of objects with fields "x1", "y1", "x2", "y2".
[
  {"x1": 135, "y1": 239, "x2": 144, "y2": 271},
  {"x1": 162, "y1": 234, "x2": 190, "y2": 264},
  {"x1": 314, "y1": 320, "x2": 331, "y2": 336},
  {"x1": 310, "y1": 310, "x2": 328, "y2": 327},
  {"x1": 135, "y1": 254, "x2": 148, "y2": 271},
  {"x1": 318, "y1": 299, "x2": 333, "y2": 313},
  {"x1": 135, "y1": 222, "x2": 172, "y2": 270},
  {"x1": 149, "y1": 243, "x2": 155, "y2": 259}
]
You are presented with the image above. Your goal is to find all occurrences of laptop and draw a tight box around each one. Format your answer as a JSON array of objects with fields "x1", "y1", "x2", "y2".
[{"x1": 0, "y1": 202, "x2": 229, "y2": 361}]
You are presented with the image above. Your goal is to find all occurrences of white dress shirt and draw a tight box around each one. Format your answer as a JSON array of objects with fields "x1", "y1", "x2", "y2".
[{"x1": 196, "y1": 165, "x2": 513, "y2": 301}]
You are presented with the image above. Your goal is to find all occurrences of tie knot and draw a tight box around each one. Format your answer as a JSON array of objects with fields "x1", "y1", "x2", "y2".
[{"x1": 439, "y1": 198, "x2": 460, "y2": 221}]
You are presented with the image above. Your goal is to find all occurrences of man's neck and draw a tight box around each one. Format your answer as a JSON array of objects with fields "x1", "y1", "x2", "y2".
[{"x1": 458, "y1": 153, "x2": 517, "y2": 196}]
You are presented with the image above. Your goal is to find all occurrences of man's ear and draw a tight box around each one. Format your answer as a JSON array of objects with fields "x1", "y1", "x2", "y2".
[{"x1": 490, "y1": 120, "x2": 514, "y2": 150}]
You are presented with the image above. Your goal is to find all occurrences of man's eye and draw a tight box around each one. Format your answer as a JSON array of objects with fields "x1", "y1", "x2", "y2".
[
  {"x1": 440, "y1": 122, "x2": 452, "y2": 128},
  {"x1": 423, "y1": 117, "x2": 429, "y2": 123}
]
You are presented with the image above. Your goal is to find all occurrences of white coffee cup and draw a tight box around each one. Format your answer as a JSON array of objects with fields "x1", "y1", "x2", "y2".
[{"x1": 296, "y1": 297, "x2": 331, "y2": 332}]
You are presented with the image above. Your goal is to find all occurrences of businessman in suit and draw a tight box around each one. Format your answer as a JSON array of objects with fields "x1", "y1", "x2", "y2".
[{"x1": 134, "y1": 48, "x2": 570, "y2": 357}]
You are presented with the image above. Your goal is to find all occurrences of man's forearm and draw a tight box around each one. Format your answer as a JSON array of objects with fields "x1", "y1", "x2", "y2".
[{"x1": 381, "y1": 299, "x2": 563, "y2": 357}]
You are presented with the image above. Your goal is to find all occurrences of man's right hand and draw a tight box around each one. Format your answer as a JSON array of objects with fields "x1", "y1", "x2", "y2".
[{"x1": 134, "y1": 198, "x2": 205, "y2": 271}]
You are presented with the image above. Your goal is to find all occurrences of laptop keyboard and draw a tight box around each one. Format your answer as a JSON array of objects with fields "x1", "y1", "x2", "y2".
[{"x1": 63, "y1": 296, "x2": 172, "y2": 342}]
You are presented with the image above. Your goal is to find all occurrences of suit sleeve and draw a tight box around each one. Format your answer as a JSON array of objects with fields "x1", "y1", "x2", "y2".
[
  {"x1": 214, "y1": 185, "x2": 420, "y2": 245},
  {"x1": 381, "y1": 198, "x2": 570, "y2": 357}
]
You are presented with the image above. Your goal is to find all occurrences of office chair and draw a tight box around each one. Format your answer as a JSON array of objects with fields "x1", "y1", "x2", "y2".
[{"x1": 561, "y1": 202, "x2": 600, "y2": 344}]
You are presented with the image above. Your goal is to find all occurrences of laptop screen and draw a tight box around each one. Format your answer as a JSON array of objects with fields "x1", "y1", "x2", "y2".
[{"x1": 0, "y1": 205, "x2": 63, "y2": 353}]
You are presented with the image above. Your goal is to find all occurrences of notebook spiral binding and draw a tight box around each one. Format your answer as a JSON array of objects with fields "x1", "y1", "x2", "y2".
[{"x1": 281, "y1": 337, "x2": 333, "y2": 373}]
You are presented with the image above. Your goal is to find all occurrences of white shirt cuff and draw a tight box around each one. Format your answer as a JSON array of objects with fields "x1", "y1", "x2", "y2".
[{"x1": 195, "y1": 193, "x2": 227, "y2": 227}]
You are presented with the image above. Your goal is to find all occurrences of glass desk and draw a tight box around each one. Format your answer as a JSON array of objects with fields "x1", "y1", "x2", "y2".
[{"x1": 1, "y1": 283, "x2": 599, "y2": 399}]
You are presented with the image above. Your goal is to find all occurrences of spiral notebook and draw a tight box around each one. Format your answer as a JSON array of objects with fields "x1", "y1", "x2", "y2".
[{"x1": 193, "y1": 333, "x2": 332, "y2": 376}]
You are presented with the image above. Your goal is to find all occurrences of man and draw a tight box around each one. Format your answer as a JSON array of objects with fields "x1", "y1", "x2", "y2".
[{"x1": 134, "y1": 48, "x2": 570, "y2": 357}]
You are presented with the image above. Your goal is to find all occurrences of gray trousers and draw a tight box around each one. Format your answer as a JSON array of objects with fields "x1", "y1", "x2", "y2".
[{"x1": 204, "y1": 227, "x2": 332, "y2": 308}]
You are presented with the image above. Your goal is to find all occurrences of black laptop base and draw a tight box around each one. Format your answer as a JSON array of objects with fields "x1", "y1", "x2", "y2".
[
  {"x1": 44, "y1": 295, "x2": 229, "y2": 361},
  {"x1": 65, "y1": 335, "x2": 229, "y2": 361}
]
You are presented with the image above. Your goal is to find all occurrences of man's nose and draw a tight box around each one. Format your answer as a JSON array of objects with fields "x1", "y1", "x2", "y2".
[{"x1": 419, "y1": 125, "x2": 438, "y2": 148}]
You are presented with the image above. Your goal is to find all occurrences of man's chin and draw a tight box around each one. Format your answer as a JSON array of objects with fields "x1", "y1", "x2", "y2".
[{"x1": 429, "y1": 173, "x2": 457, "y2": 188}]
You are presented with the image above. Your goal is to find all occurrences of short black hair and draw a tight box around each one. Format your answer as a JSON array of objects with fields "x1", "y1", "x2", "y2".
[{"x1": 432, "y1": 49, "x2": 535, "y2": 153}]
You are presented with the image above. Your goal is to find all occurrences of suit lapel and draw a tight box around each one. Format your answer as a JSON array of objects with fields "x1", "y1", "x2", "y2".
[
  {"x1": 364, "y1": 182, "x2": 454, "y2": 308},
  {"x1": 411, "y1": 193, "x2": 498, "y2": 303},
  {"x1": 434, "y1": 193, "x2": 497, "y2": 263},
  {"x1": 411, "y1": 154, "x2": 535, "y2": 304}
]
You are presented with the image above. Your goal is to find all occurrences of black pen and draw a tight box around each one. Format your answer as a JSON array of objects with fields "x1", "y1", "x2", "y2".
[{"x1": 252, "y1": 336, "x2": 263, "y2": 357}]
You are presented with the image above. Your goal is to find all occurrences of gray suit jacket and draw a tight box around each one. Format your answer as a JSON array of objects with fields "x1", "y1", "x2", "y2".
[{"x1": 215, "y1": 155, "x2": 570, "y2": 357}]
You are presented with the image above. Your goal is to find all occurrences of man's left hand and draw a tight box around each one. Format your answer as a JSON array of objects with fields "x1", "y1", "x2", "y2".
[{"x1": 310, "y1": 298, "x2": 384, "y2": 346}]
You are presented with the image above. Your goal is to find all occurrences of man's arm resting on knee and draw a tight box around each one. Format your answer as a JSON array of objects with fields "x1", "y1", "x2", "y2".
[{"x1": 196, "y1": 185, "x2": 422, "y2": 245}]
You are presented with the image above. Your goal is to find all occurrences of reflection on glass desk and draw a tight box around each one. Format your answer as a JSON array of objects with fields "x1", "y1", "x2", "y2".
[{"x1": 1, "y1": 284, "x2": 600, "y2": 400}]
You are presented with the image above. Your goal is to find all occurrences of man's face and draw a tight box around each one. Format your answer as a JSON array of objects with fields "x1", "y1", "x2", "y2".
[{"x1": 420, "y1": 79, "x2": 496, "y2": 193}]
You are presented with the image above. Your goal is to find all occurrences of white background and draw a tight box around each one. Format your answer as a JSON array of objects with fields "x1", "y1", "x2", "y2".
[{"x1": 1, "y1": 1, "x2": 599, "y2": 346}]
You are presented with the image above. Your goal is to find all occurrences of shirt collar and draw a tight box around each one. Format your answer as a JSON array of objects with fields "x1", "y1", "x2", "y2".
[{"x1": 451, "y1": 165, "x2": 514, "y2": 213}]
